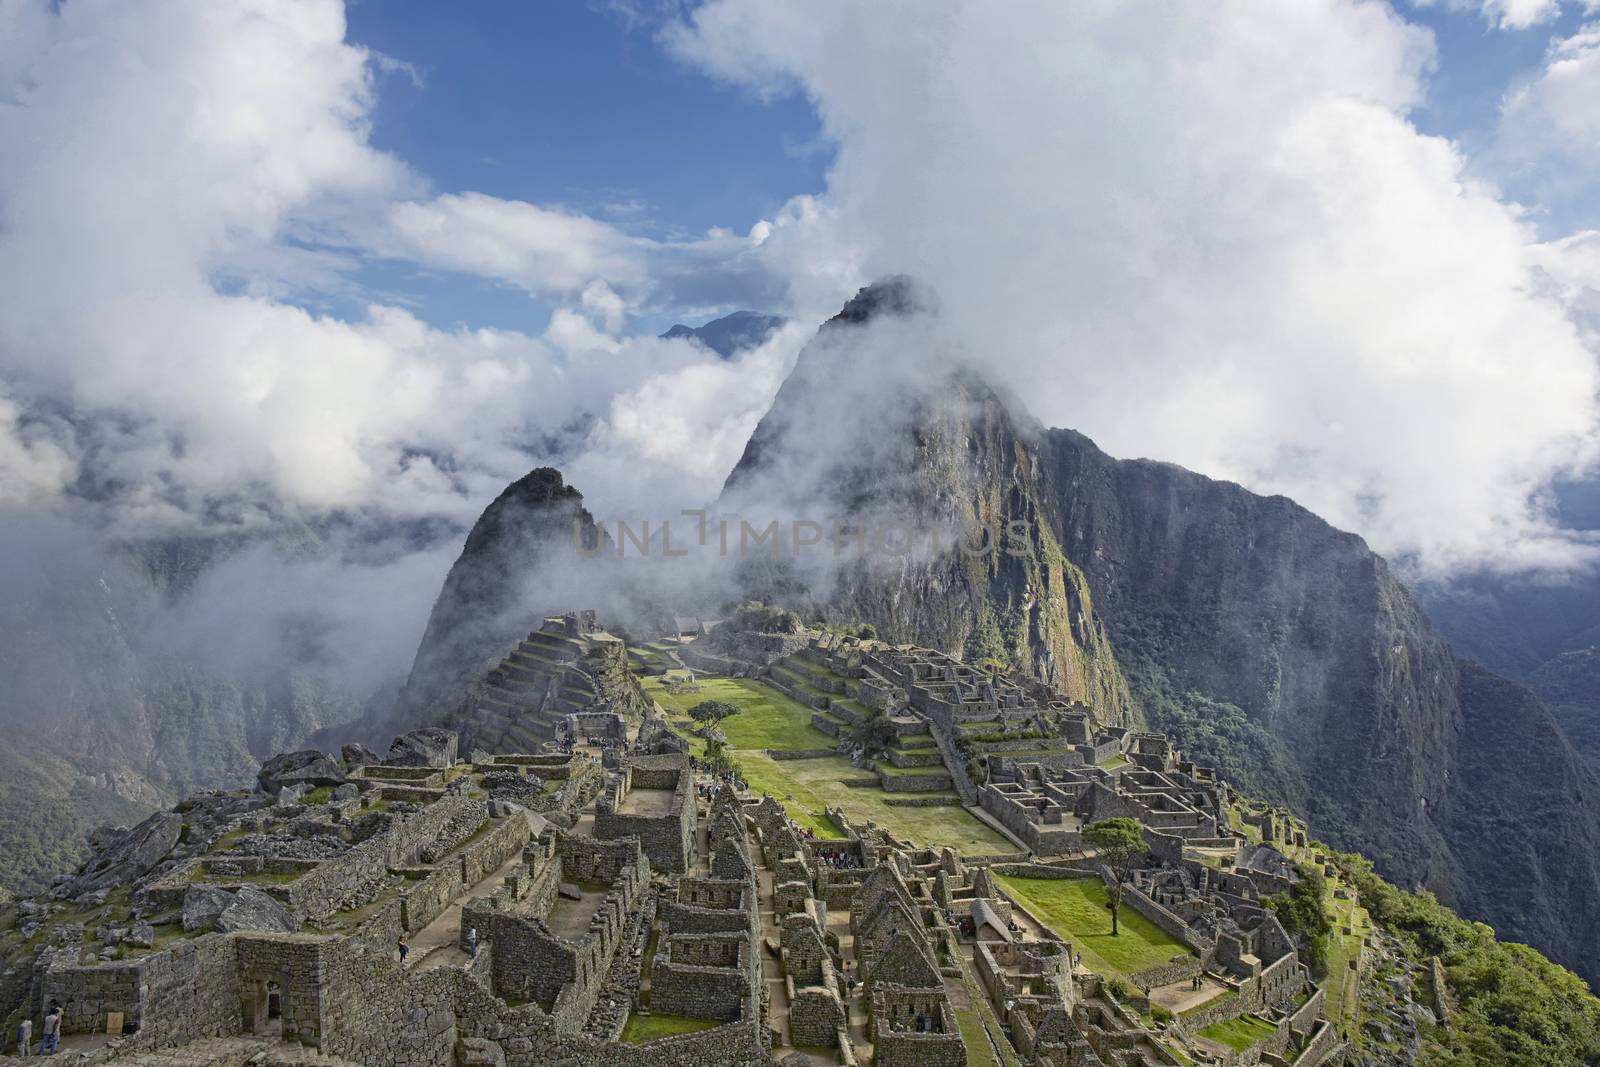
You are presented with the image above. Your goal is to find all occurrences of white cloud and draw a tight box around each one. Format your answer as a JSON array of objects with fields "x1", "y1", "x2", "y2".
[
  {"x1": 0, "y1": 0, "x2": 771, "y2": 537},
  {"x1": 1414, "y1": 0, "x2": 1565, "y2": 29},
  {"x1": 1495, "y1": 21, "x2": 1600, "y2": 216},
  {"x1": 668, "y1": 0, "x2": 1600, "y2": 574},
  {"x1": 383, "y1": 192, "x2": 650, "y2": 296}
]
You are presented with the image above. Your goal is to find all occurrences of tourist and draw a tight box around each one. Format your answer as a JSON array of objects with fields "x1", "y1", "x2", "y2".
[
  {"x1": 37, "y1": 1006, "x2": 60, "y2": 1055},
  {"x1": 16, "y1": 1017, "x2": 31, "y2": 1057},
  {"x1": 398, "y1": 935, "x2": 409, "y2": 964},
  {"x1": 467, "y1": 928, "x2": 479, "y2": 959}
]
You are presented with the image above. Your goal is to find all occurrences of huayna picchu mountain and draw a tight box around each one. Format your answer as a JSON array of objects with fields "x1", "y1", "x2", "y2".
[
  {"x1": 397, "y1": 468, "x2": 610, "y2": 731},
  {"x1": 714, "y1": 278, "x2": 1600, "y2": 984}
]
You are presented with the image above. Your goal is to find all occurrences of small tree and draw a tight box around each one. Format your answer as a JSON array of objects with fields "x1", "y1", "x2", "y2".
[
  {"x1": 702, "y1": 737, "x2": 734, "y2": 775},
  {"x1": 1084, "y1": 817, "x2": 1147, "y2": 935},
  {"x1": 688, "y1": 699, "x2": 740, "y2": 724}
]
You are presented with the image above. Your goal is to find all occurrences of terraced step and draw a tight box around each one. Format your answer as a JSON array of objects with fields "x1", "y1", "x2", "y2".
[{"x1": 501, "y1": 721, "x2": 555, "y2": 750}]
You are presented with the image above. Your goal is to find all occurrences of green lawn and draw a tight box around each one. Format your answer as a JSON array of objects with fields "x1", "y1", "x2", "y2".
[
  {"x1": 1198, "y1": 1013, "x2": 1278, "y2": 1052},
  {"x1": 995, "y1": 875, "x2": 1191, "y2": 977},
  {"x1": 737, "y1": 752, "x2": 1012, "y2": 854},
  {"x1": 643, "y1": 676, "x2": 835, "y2": 752},
  {"x1": 619, "y1": 1012, "x2": 719, "y2": 1044},
  {"x1": 643, "y1": 673, "x2": 1010, "y2": 854}
]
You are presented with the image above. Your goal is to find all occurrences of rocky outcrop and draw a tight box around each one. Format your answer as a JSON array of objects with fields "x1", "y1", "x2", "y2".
[
  {"x1": 61, "y1": 810, "x2": 182, "y2": 899},
  {"x1": 341, "y1": 742, "x2": 381, "y2": 767},
  {"x1": 182, "y1": 884, "x2": 233, "y2": 932},
  {"x1": 387, "y1": 728, "x2": 459, "y2": 768},
  {"x1": 256, "y1": 750, "x2": 346, "y2": 795},
  {"x1": 216, "y1": 885, "x2": 297, "y2": 934},
  {"x1": 1038, "y1": 423, "x2": 1600, "y2": 981},
  {"x1": 660, "y1": 310, "x2": 785, "y2": 359},
  {"x1": 722, "y1": 279, "x2": 1135, "y2": 721}
]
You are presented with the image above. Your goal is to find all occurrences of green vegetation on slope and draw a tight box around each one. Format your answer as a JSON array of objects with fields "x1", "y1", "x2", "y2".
[
  {"x1": 1264, "y1": 861, "x2": 1332, "y2": 975},
  {"x1": 1336, "y1": 851, "x2": 1600, "y2": 1067},
  {"x1": 0, "y1": 744, "x2": 156, "y2": 894}
]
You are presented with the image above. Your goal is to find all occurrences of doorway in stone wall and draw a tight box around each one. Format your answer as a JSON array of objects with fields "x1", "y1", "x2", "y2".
[{"x1": 246, "y1": 979, "x2": 285, "y2": 1040}]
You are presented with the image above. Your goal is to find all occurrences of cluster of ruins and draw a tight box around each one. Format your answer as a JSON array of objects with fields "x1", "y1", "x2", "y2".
[{"x1": 0, "y1": 613, "x2": 1351, "y2": 1067}]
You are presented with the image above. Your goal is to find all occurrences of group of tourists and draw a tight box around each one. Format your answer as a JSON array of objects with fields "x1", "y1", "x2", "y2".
[{"x1": 14, "y1": 1003, "x2": 62, "y2": 1056}]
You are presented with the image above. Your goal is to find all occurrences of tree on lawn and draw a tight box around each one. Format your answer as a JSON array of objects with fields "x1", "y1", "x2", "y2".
[
  {"x1": 688, "y1": 699, "x2": 740, "y2": 724},
  {"x1": 1084, "y1": 817, "x2": 1147, "y2": 935}
]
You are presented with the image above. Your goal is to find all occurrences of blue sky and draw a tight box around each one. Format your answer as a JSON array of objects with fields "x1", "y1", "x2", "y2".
[
  {"x1": 342, "y1": 0, "x2": 828, "y2": 336},
  {"x1": 326, "y1": 1, "x2": 1600, "y2": 336}
]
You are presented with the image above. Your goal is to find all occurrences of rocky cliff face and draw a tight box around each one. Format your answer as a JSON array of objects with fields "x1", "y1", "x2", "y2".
[
  {"x1": 721, "y1": 280, "x2": 1134, "y2": 722},
  {"x1": 1037, "y1": 426, "x2": 1600, "y2": 979},
  {"x1": 721, "y1": 280, "x2": 1600, "y2": 983}
]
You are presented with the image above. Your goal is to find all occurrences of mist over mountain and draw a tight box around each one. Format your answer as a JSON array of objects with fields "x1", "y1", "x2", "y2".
[{"x1": 0, "y1": 511, "x2": 449, "y2": 891}]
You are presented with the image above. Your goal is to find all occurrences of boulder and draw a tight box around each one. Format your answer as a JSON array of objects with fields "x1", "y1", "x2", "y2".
[
  {"x1": 217, "y1": 886, "x2": 297, "y2": 934},
  {"x1": 257, "y1": 751, "x2": 346, "y2": 796},
  {"x1": 332, "y1": 783, "x2": 360, "y2": 802},
  {"x1": 457, "y1": 1037, "x2": 505, "y2": 1067},
  {"x1": 341, "y1": 742, "x2": 381, "y2": 767},
  {"x1": 87, "y1": 825, "x2": 129, "y2": 852},
  {"x1": 124, "y1": 923, "x2": 155, "y2": 949},
  {"x1": 386, "y1": 728, "x2": 459, "y2": 769},
  {"x1": 276, "y1": 783, "x2": 307, "y2": 807},
  {"x1": 182, "y1": 885, "x2": 234, "y2": 932},
  {"x1": 67, "y1": 811, "x2": 183, "y2": 897}
]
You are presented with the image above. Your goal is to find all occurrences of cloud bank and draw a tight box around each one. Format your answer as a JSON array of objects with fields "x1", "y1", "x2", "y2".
[
  {"x1": 3, "y1": 0, "x2": 1600, "y2": 586},
  {"x1": 667, "y1": 0, "x2": 1600, "y2": 574}
]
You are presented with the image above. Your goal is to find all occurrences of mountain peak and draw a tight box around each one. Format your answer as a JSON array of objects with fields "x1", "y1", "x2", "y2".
[{"x1": 659, "y1": 309, "x2": 785, "y2": 358}]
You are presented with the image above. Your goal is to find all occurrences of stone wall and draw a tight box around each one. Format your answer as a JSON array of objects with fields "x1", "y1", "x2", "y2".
[
  {"x1": 234, "y1": 934, "x2": 327, "y2": 1046},
  {"x1": 123, "y1": 935, "x2": 241, "y2": 1050},
  {"x1": 400, "y1": 862, "x2": 465, "y2": 934},
  {"x1": 876, "y1": 769, "x2": 953, "y2": 793},
  {"x1": 1128, "y1": 954, "x2": 1201, "y2": 990},
  {"x1": 283, "y1": 835, "x2": 389, "y2": 923},
  {"x1": 787, "y1": 984, "x2": 845, "y2": 1047},
  {"x1": 41, "y1": 962, "x2": 139, "y2": 1035},
  {"x1": 1122, "y1": 884, "x2": 1212, "y2": 954},
  {"x1": 595, "y1": 767, "x2": 694, "y2": 874},
  {"x1": 768, "y1": 748, "x2": 838, "y2": 761},
  {"x1": 650, "y1": 933, "x2": 752, "y2": 1022}
]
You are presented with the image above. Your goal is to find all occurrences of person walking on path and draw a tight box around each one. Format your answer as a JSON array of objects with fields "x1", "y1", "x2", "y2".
[
  {"x1": 38, "y1": 1006, "x2": 61, "y2": 1055},
  {"x1": 16, "y1": 1018, "x2": 31, "y2": 1057},
  {"x1": 467, "y1": 928, "x2": 478, "y2": 959},
  {"x1": 398, "y1": 935, "x2": 409, "y2": 965}
]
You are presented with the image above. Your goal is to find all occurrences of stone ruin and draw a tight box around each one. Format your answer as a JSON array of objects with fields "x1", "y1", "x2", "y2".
[{"x1": 0, "y1": 612, "x2": 1349, "y2": 1067}]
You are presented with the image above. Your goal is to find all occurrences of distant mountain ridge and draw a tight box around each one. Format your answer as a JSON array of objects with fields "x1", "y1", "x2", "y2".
[{"x1": 660, "y1": 309, "x2": 785, "y2": 358}]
